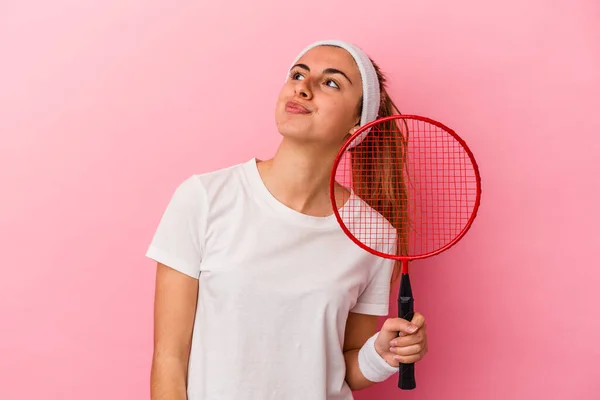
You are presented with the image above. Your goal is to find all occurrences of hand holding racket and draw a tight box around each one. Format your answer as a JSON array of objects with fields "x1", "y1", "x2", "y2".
[
  {"x1": 330, "y1": 114, "x2": 481, "y2": 390},
  {"x1": 374, "y1": 311, "x2": 428, "y2": 368}
]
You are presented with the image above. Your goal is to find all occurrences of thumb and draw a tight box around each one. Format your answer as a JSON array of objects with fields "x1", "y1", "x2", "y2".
[{"x1": 380, "y1": 317, "x2": 419, "y2": 341}]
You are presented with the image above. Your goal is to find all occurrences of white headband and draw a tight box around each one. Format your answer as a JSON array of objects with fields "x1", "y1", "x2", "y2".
[{"x1": 286, "y1": 39, "x2": 381, "y2": 149}]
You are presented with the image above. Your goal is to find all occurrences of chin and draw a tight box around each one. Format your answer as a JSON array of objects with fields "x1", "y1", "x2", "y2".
[
  {"x1": 275, "y1": 113, "x2": 310, "y2": 138},
  {"x1": 276, "y1": 122, "x2": 309, "y2": 140}
]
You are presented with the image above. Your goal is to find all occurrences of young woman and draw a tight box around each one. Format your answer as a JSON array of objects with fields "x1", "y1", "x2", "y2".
[{"x1": 146, "y1": 39, "x2": 429, "y2": 400}]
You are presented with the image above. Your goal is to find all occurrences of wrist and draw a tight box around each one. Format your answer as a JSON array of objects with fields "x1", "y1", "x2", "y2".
[
  {"x1": 373, "y1": 333, "x2": 399, "y2": 367},
  {"x1": 373, "y1": 336, "x2": 388, "y2": 359},
  {"x1": 358, "y1": 331, "x2": 398, "y2": 383}
]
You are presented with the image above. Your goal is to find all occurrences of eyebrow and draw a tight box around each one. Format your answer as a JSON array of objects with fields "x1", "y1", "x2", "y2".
[{"x1": 291, "y1": 63, "x2": 353, "y2": 85}]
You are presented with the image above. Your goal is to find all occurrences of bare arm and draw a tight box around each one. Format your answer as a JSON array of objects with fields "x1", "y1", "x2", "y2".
[
  {"x1": 151, "y1": 262, "x2": 199, "y2": 400},
  {"x1": 343, "y1": 312, "x2": 379, "y2": 391}
]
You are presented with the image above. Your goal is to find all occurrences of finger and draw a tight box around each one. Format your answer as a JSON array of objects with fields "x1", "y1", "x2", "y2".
[
  {"x1": 411, "y1": 312, "x2": 426, "y2": 328},
  {"x1": 390, "y1": 330, "x2": 425, "y2": 347},
  {"x1": 383, "y1": 317, "x2": 419, "y2": 335},
  {"x1": 390, "y1": 343, "x2": 423, "y2": 357},
  {"x1": 394, "y1": 353, "x2": 423, "y2": 364}
]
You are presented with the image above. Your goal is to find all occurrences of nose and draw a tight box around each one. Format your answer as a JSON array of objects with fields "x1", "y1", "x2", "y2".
[{"x1": 294, "y1": 78, "x2": 313, "y2": 100}]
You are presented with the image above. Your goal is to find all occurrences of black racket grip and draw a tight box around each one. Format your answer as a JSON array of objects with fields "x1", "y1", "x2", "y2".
[
  {"x1": 399, "y1": 361, "x2": 416, "y2": 390},
  {"x1": 398, "y1": 273, "x2": 416, "y2": 390}
]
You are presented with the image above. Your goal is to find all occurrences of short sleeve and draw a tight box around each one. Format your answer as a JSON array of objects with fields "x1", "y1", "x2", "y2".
[
  {"x1": 145, "y1": 176, "x2": 208, "y2": 279},
  {"x1": 350, "y1": 231, "x2": 398, "y2": 316},
  {"x1": 350, "y1": 239, "x2": 396, "y2": 316}
]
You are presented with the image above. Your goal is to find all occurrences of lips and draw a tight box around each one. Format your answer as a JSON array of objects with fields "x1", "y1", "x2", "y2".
[{"x1": 285, "y1": 101, "x2": 311, "y2": 114}]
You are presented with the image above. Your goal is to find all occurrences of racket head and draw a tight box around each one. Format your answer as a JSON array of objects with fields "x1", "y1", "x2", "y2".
[{"x1": 329, "y1": 114, "x2": 482, "y2": 262}]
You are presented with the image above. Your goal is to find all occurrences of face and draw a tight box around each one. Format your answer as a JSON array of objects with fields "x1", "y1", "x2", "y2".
[{"x1": 275, "y1": 45, "x2": 364, "y2": 148}]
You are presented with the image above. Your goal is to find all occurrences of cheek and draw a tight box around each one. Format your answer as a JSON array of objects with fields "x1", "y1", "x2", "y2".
[
  {"x1": 275, "y1": 88, "x2": 292, "y2": 117},
  {"x1": 320, "y1": 99, "x2": 356, "y2": 126},
  {"x1": 275, "y1": 88, "x2": 287, "y2": 105},
  {"x1": 313, "y1": 107, "x2": 352, "y2": 141},
  {"x1": 276, "y1": 83, "x2": 294, "y2": 101}
]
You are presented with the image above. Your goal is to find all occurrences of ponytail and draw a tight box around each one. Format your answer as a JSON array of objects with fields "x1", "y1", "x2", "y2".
[{"x1": 351, "y1": 60, "x2": 409, "y2": 284}]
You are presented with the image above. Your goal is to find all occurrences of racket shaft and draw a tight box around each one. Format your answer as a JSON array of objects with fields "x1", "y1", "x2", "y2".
[{"x1": 398, "y1": 273, "x2": 416, "y2": 390}]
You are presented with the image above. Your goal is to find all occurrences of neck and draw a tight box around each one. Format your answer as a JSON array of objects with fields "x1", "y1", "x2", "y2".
[{"x1": 257, "y1": 138, "x2": 338, "y2": 217}]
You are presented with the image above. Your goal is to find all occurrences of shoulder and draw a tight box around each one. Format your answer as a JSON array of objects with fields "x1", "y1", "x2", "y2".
[
  {"x1": 167, "y1": 159, "x2": 254, "y2": 218},
  {"x1": 346, "y1": 195, "x2": 398, "y2": 254},
  {"x1": 175, "y1": 159, "x2": 251, "y2": 197},
  {"x1": 191, "y1": 159, "x2": 251, "y2": 192}
]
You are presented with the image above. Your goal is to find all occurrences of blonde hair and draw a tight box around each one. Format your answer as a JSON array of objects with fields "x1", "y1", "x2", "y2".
[{"x1": 351, "y1": 59, "x2": 409, "y2": 284}]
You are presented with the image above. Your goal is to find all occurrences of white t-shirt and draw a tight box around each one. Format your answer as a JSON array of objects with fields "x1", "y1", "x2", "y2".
[{"x1": 146, "y1": 158, "x2": 396, "y2": 400}]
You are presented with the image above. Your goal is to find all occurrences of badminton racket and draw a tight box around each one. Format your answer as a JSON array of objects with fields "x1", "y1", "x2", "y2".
[{"x1": 329, "y1": 114, "x2": 481, "y2": 390}]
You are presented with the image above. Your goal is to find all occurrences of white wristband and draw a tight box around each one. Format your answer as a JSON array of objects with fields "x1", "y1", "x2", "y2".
[{"x1": 357, "y1": 331, "x2": 399, "y2": 383}]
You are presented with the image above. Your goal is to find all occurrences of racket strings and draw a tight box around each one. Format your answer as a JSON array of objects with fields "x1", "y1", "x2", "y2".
[
  {"x1": 351, "y1": 118, "x2": 411, "y2": 257},
  {"x1": 334, "y1": 117, "x2": 479, "y2": 258}
]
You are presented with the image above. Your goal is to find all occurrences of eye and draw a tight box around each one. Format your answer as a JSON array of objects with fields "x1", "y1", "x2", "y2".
[
  {"x1": 290, "y1": 71, "x2": 304, "y2": 80},
  {"x1": 325, "y1": 79, "x2": 340, "y2": 89}
]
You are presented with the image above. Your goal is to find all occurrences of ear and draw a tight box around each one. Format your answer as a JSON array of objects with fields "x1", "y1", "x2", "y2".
[{"x1": 342, "y1": 125, "x2": 360, "y2": 142}]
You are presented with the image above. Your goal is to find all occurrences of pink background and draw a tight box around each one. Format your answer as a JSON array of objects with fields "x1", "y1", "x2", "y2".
[{"x1": 1, "y1": 0, "x2": 599, "y2": 399}]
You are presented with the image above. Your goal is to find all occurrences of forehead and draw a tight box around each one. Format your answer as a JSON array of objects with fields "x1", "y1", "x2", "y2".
[{"x1": 296, "y1": 45, "x2": 361, "y2": 80}]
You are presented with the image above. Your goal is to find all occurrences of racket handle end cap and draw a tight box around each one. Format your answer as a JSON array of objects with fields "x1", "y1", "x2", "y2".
[{"x1": 398, "y1": 363, "x2": 416, "y2": 390}]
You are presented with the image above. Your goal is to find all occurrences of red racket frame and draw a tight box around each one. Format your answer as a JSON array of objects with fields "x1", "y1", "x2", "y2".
[{"x1": 329, "y1": 114, "x2": 482, "y2": 262}]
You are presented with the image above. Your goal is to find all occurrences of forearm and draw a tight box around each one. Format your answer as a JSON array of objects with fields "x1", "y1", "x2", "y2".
[
  {"x1": 343, "y1": 349, "x2": 376, "y2": 391},
  {"x1": 150, "y1": 354, "x2": 188, "y2": 400}
]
